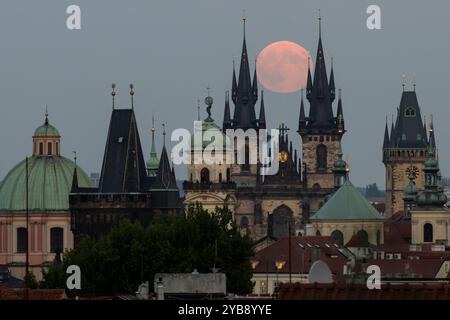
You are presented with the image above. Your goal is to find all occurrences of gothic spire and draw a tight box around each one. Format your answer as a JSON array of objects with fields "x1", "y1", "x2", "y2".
[
  {"x1": 231, "y1": 60, "x2": 237, "y2": 104},
  {"x1": 230, "y1": 16, "x2": 259, "y2": 130},
  {"x1": 298, "y1": 89, "x2": 306, "y2": 132},
  {"x1": 336, "y1": 88, "x2": 344, "y2": 133},
  {"x1": 383, "y1": 116, "x2": 390, "y2": 149},
  {"x1": 151, "y1": 142, "x2": 178, "y2": 190},
  {"x1": 258, "y1": 90, "x2": 266, "y2": 129},
  {"x1": 146, "y1": 115, "x2": 159, "y2": 177},
  {"x1": 223, "y1": 90, "x2": 232, "y2": 131},
  {"x1": 329, "y1": 57, "x2": 335, "y2": 102},
  {"x1": 303, "y1": 13, "x2": 336, "y2": 131},
  {"x1": 429, "y1": 115, "x2": 436, "y2": 149}
]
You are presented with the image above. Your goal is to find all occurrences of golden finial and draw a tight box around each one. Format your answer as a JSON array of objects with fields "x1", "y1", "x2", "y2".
[
  {"x1": 402, "y1": 74, "x2": 406, "y2": 91},
  {"x1": 111, "y1": 83, "x2": 116, "y2": 109},
  {"x1": 129, "y1": 83, "x2": 134, "y2": 109}
]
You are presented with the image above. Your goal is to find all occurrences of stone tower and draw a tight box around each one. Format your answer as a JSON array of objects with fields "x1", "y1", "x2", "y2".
[
  {"x1": 297, "y1": 17, "x2": 345, "y2": 192},
  {"x1": 383, "y1": 89, "x2": 431, "y2": 217}
]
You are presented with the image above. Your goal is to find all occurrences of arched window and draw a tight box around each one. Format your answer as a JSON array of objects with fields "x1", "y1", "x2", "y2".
[
  {"x1": 39, "y1": 143, "x2": 43, "y2": 155},
  {"x1": 316, "y1": 230, "x2": 321, "y2": 236},
  {"x1": 50, "y1": 227, "x2": 64, "y2": 253},
  {"x1": 226, "y1": 168, "x2": 231, "y2": 182},
  {"x1": 424, "y1": 223, "x2": 433, "y2": 243},
  {"x1": 48, "y1": 142, "x2": 52, "y2": 155},
  {"x1": 331, "y1": 230, "x2": 344, "y2": 245},
  {"x1": 405, "y1": 107, "x2": 416, "y2": 117},
  {"x1": 316, "y1": 144, "x2": 327, "y2": 171},
  {"x1": 240, "y1": 216, "x2": 249, "y2": 230},
  {"x1": 218, "y1": 172, "x2": 222, "y2": 183},
  {"x1": 16, "y1": 227, "x2": 27, "y2": 253},
  {"x1": 269, "y1": 205, "x2": 293, "y2": 239},
  {"x1": 200, "y1": 168, "x2": 210, "y2": 183},
  {"x1": 357, "y1": 229, "x2": 369, "y2": 245}
]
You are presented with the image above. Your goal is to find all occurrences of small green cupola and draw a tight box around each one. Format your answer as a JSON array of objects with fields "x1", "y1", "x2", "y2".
[
  {"x1": 146, "y1": 117, "x2": 159, "y2": 177},
  {"x1": 416, "y1": 126, "x2": 448, "y2": 209},
  {"x1": 32, "y1": 109, "x2": 61, "y2": 157}
]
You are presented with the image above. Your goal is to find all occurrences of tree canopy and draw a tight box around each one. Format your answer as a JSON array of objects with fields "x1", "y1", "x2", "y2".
[{"x1": 40, "y1": 204, "x2": 254, "y2": 296}]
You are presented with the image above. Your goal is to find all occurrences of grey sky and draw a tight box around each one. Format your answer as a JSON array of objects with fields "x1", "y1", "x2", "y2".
[{"x1": 0, "y1": 0, "x2": 449, "y2": 188}]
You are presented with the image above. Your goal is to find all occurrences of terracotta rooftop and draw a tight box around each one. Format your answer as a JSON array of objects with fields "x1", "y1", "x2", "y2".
[
  {"x1": 277, "y1": 282, "x2": 450, "y2": 300},
  {"x1": 0, "y1": 284, "x2": 66, "y2": 300},
  {"x1": 252, "y1": 236, "x2": 350, "y2": 275}
]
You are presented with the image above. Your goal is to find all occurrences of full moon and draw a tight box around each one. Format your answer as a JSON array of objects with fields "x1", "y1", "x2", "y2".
[{"x1": 256, "y1": 41, "x2": 312, "y2": 94}]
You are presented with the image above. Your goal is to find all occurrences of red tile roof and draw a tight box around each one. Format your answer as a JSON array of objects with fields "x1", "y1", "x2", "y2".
[
  {"x1": 277, "y1": 282, "x2": 450, "y2": 300},
  {"x1": 252, "y1": 236, "x2": 349, "y2": 276},
  {"x1": 0, "y1": 284, "x2": 66, "y2": 300}
]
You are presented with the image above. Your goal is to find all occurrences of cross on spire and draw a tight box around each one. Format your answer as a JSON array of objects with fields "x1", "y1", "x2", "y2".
[{"x1": 278, "y1": 123, "x2": 290, "y2": 136}]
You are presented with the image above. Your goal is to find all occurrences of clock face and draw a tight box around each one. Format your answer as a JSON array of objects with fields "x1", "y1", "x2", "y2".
[
  {"x1": 406, "y1": 166, "x2": 419, "y2": 179},
  {"x1": 278, "y1": 151, "x2": 288, "y2": 163}
]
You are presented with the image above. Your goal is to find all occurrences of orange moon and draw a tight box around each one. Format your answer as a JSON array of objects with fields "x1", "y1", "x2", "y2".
[{"x1": 256, "y1": 41, "x2": 312, "y2": 94}]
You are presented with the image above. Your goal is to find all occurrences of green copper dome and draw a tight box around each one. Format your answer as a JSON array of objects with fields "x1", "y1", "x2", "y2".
[
  {"x1": 0, "y1": 156, "x2": 92, "y2": 212},
  {"x1": 34, "y1": 121, "x2": 60, "y2": 137},
  {"x1": 191, "y1": 116, "x2": 231, "y2": 150}
]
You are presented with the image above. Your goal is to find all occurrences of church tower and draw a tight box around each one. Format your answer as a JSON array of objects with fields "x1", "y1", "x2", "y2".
[
  {"x1": 297, "y1": 16, "x2": 345, "y2": 193},
  {"x1": 383, "y1": 87, "x2": 431, "y2": 216},
  {"x1": 223, "y1": 17, "x2": 264, "y2": 187}
]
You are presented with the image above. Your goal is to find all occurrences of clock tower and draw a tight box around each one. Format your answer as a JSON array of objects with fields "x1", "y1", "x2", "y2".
[{"x1": 383, "y1": 88, "x2": 433, "y2": 217}]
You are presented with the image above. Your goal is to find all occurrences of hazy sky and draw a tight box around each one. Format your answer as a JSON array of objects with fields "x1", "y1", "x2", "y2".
[{"x1": 0, "y1": 0, "x2": 449, "y2": 188}]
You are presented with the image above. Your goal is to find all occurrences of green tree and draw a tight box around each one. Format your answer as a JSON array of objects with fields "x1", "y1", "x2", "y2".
[{"x1": 41, "y1": 204, "x2": 254, "y2": 296}]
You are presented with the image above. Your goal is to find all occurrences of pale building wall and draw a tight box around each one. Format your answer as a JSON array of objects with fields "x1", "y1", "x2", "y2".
[
  {"x1": 411, "y1": 210, "x2": 450, "y2": 244},
  {"x1": 311, "y1": 220, "x2": 384, "y2": 245},
  {"x1": 252, "y1": 273, "x2": 308, "y2": 295},
  {"x1": 301, "y1": 134, "x2": 341, "y2": 190},
  {"x1": 0, "y1": 212, "x2": 72, "y2": 280}
]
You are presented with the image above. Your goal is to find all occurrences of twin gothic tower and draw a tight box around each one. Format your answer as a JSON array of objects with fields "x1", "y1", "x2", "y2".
[{"x1": 184, "y1": 18, "x2": 347, "y2": 240}]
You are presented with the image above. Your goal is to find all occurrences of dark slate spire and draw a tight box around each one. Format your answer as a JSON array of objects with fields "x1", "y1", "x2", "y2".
[
  {"x1": 304, "y1": 14, "x2": 336, "y2": 130},
  {"x1": 151, "y1": 143, "x2": 178, "y2": 190},
  {"x1": 231, "y1": 61, "x2": 238, "y2": 104},
  {"x1": 390, "y1": 90, "x2": 427, "y2": 148},
  {"x1": 252, "y1": 61, "x2": 258, "y2": 101},
  {"x1": 423, "y1": 116, "x2": 428, "y2": 144},
  {"x1": 258, "y1": 90, "x2": 266, "y2": 129},
  {"x1": 71, "y1": 167, "x2": 78, "y2": 193},
  {"x1": 230, "y1": 17, "x2": 259, "y2": 130},
  {"x1": 383, "y1": 117, "x2": 390, "y2": 149},
  {"x1": 336, "y1": 88, "x2": 344, "y2": 133},
  {"x1": 389, "y1": 115, "x2": 395, "y2": 147},
  {"x1": 329, "y1": 57, "x2": 336, "y2": 102},
  {"x1": 298, "y1": 89, "x2": 306, "y2": 132},
  {"x1": 306, "y1": 58, "x2": 313, "y2": 99},
  {"x1": 98, "y1": 108, "x2": 147, "y2": 193},
  {"x1": 223, "y1": 90, "x2": 232, "y2": 131},
  {"x1": 429, "y1": 116, "x2": 436, "y2": 149}
]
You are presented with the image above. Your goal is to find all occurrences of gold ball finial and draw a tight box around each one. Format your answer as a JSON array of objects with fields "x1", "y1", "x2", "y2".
[
  {"x1": 129, "y1": 83, "x2": 134, "y2": 96},
  {"x1": 111, "y1": 83, "x2": 116, "y2": 97}
]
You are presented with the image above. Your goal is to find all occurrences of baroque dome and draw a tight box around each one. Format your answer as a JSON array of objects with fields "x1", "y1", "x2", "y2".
[
  {"x1": 0, "y1": 156, "x2": 92, "y2": 212},
  {"x1": 0, "y1": 114, "x2": 92, "y2": 212}
]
